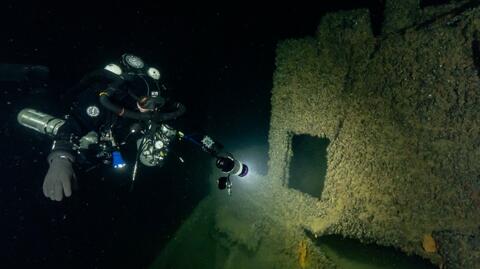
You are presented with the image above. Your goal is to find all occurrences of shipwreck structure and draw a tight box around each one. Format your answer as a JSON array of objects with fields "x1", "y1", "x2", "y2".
[{"x1": 152, "y1": 1, "x2": 480, "y2": 268}]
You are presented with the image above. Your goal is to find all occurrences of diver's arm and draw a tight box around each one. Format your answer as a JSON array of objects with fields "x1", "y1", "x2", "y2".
[
  {"x1": 52, "y1": 82, "x2": 113, "y2": 155},
  {"x1": 50, "y1": 114, "x2": 89, "y2": 154},
  {"x1": 53, "y1": 66, "x2": 124, "y2": 153},
  {"x1": 99, "y1": 84, "x2": 186, "y2": 122},
  {"x1": 43, "y1": 117, "x2": 84, "y2": 201},
  {"x1": 44, "y1": 88, "x2": 110, "y2": 201},
  {"x1": 177, "y1": 131, "x2": 248, "y2": 181},
  {"x1": 178, "y1": 131, "x2": 223, "y2": 157},
  {"x1": 154, "y1": 102, "x2": 186, "y2": 121},
  {"x1": 61, "y1": 68, "x2": 122, "y2": 104}
]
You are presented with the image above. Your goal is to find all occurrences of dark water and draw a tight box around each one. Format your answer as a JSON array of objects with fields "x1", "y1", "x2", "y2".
[
  {"x1": 0, "y1": 9, "x2": 292, "y2": 268},
  {"x1": 0, "y1": 2, "x2": 444, "y2": 268},
  {"x1": 2, "y1": 87, "x2": 212, "y2": 268}
]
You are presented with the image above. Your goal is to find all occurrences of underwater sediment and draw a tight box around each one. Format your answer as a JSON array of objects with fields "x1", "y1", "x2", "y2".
[{"x1": 152, "y1": 1, "x2": 480, "y2": 268}]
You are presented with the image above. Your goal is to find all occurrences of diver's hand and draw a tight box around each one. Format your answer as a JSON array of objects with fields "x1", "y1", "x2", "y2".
[{"x1": 43, "y1": 151, "x2": 76, "y2": 201}]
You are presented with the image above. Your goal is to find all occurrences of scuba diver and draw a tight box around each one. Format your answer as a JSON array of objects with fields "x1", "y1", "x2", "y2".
[{"x1": 17, "y1": 54, "x2": 248, "y2": 201}]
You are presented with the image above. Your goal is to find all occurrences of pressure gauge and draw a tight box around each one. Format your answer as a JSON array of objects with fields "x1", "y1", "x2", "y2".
[
  {"x1": 122, "y1": 54, "x2": 145, "y2": 69},
  {"x1": 147, "y1": 67, "x2": 160, "y2": 80}
]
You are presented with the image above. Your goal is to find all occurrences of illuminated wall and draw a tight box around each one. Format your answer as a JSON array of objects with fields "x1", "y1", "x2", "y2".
[
  {"x1": 153, "y1": 1, "x2": 480, "y2": 268},
  {"x1": 268, "y1": 1, "x2": 480, "y2": 267}
]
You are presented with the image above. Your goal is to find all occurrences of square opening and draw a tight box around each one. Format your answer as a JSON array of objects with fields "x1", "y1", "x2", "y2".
[{"x1": 288, "y1": 134, "x2": 330, "y2": 198}]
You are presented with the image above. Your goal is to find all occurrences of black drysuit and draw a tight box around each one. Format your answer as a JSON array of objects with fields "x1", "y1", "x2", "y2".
[{"x1": 51, "y1": 69, "x2": 186, "y2": 163}]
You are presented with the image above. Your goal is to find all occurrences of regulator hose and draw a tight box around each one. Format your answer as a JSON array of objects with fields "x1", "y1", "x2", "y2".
[{"x1": 98, "y1": 86, "x2": 186, "y2": 122}]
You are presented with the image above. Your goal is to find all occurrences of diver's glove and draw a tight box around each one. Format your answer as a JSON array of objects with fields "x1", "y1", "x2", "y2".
[{"x1": 43, "y1": 151, "x2": 76, "y2": 201}]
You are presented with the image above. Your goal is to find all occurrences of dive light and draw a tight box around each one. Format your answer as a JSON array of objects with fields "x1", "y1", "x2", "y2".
[
  {"x1": 215, "y1": 155, "x2": 248, "y2": 194},
  {"x1": 112, "y1": 151, "x2": 126, "y2": 168},
  {"x1": 216, "y1": 156, "x2": 248, "y2": 177}
]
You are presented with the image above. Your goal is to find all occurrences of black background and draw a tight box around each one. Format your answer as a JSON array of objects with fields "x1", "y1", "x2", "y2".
[{"x1": 0, "y1": 1, "x2": 450, "y2": 268}]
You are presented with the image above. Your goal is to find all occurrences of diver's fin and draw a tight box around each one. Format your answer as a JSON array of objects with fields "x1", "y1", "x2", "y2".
[{"x1": 0, "y1": 63, "x2": 49, "y2": 82}]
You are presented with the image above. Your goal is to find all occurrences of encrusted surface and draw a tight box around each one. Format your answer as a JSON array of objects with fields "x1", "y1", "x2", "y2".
[{"x1": 152, "y1": 2, "x2": 480, "y2": 268}]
